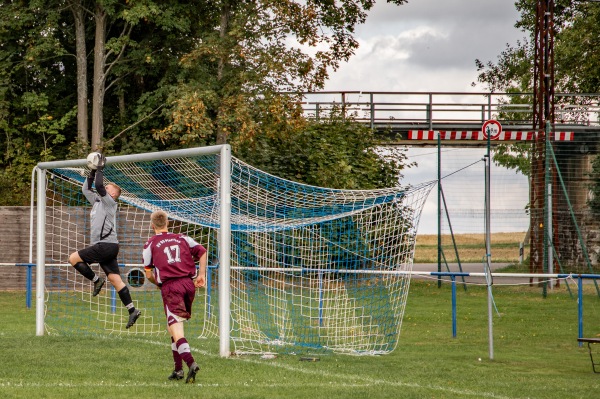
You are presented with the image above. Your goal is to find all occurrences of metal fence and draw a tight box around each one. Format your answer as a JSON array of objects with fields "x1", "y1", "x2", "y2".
[
  {"x1": 293, "y1": 92, "x2": 600, "y2": 275},
  {"x1": 298, "y1": 91, "x2": 600, "y2": 134}
]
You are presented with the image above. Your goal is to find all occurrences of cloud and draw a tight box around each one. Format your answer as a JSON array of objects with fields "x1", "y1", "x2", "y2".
[
  {"x1": 403, "y1": 147, "x2": 529, "y2": 234},
  {"x1": 324, "y1": 0, "x2": 524, "y2": 92},
  {"x1": 318, "y1": 1, "x2": 529, "y2": 234}
]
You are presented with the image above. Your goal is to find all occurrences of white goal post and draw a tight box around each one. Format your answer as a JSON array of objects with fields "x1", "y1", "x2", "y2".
[{"x1": 33, "y1": 145, "x2": 232, "y2": 357}]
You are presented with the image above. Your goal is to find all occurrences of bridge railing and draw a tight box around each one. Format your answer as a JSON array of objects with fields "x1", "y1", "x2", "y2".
[{"x1": 298, "y1": 91, "x2": 600, "y2": 131}]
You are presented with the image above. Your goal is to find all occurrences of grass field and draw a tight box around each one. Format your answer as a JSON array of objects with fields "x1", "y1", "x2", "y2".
[
  {"x1": 414, "y1": 233, "x2": 527, "y2": 263},
  {"x1": 2, "y1": 280, "x2": 600, "y2": 399}
]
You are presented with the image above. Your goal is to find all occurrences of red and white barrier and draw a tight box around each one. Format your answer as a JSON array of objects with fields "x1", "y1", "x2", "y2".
[{"x1": 408, "y1": 130, "x2": 574, "y2": 141}]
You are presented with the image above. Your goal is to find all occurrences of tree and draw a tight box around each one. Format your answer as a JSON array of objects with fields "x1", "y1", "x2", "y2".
[
  {"x1": 0, "y1": 2, "x2": 75, "y2": 204},
  {"x1": 151, "y1": 0, "x2": 412, "y2": 189},
  {"x1": 0, "y1": 1, "x2": 218, "y2": 204},
  {"x1": 154, "y1": 0, "x2": 408, "y2": 149},
  {"x1": 64, "y1": 0, "x2": 216, "y2": 152},
  {"x1": 0, "y1": 0, "x2": 411, "y2": 204},
  {"x1": 237, "y1": 112, "x2": 409, "y2": 190},
  {"x1": 475, "y1": 0, "x2": 600, "y2": 99},
  {"x1": 473, "y1": 0, "x2": 600, "y2": 175}
]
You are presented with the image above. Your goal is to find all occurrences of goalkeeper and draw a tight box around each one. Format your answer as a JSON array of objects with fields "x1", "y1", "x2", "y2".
[
  {"x1": 68, "y1": 153, "x2": 141, "y2": 329},
  {"x1": 143, "y1": 210, "x2": 207, "y2": 384}
]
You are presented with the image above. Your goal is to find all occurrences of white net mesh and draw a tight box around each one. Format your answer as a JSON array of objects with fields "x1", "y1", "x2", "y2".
[{"x1": 41, "y1": 150, "x2": 433, "y2": 355}]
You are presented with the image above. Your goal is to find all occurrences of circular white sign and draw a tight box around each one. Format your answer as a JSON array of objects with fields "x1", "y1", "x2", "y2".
[{"x1": 482, "y1": 120, "x2": 502, "y2": 140}]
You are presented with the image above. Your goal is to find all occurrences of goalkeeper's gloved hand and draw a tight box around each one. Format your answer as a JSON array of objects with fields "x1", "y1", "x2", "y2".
[{"x1": 95, "y1": 153, "x2": 107, "y2": 170}]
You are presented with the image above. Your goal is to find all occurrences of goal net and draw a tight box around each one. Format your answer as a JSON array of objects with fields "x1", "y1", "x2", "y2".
[{"x1": 34, "y1": 145, "x2": 433, "y2": 356}]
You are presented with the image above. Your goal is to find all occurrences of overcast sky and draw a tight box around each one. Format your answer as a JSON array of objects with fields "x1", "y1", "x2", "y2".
[
  {"x1": 323, "y1": 1, "x2": 529, "y2": 235},
  {"x1": 402, "y1": 147, "x2": 530, "y2": 235},
  {"x1": 324, "y1": 0, "x2": 524, "y2": 92}
]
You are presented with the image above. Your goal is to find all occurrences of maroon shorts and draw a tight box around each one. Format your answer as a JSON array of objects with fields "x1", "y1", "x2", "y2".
[{"x1": 161, "y1": 278, "x2": 196, "y2": 326}]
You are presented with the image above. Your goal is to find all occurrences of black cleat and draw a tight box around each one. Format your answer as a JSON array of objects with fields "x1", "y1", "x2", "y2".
[
  {"x1": 126, "y1": 309, "x2": 141, "y2": 329},
  {"x1": 185, "y1": 362, "x2": 200, "y2": 384},
  {"x1": 168, "y1": 369, "x2": 184, "y2": 380},
  {"x1": 92, "y1": 277, "x2": 105, "y2": 297}
]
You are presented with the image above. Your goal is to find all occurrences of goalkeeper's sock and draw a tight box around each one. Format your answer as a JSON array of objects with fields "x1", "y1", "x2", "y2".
[
  {"x1": 171, "y1": 337, "x2": 183, "y2": 371},
  {"x1": 117, "y1": 286, "x2": 134, "y2": 309},
  {"x1": 176, "y1": 338, "x2": 196, "y2": 368},
  {"x1": 73, "y1": 262, "x2": 96, "y2": 281}
]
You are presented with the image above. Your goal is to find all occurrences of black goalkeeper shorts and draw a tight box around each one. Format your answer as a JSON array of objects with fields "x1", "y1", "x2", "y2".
[{"x1": 78, "y1": 242, "x2": 120, "y2": 275}]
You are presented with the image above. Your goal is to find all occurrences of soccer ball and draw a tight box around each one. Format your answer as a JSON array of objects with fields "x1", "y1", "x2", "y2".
[{"x1": 86, "y1": 152, "x2": 104, "y2": 170}]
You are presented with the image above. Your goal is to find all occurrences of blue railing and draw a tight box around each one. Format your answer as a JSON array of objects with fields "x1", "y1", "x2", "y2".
[{"x1": 416, "y1": 271, "x2": 600, "y2": 344}]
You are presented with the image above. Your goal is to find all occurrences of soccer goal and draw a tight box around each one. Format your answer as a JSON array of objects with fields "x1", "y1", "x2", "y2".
[{"x1": 33, "y1": 145, "x2": 433, "y2": 356}]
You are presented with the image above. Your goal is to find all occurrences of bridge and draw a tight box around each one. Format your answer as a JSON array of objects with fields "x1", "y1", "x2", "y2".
[{"x1": 299, "y1": 91, "x2": 600, "y2": 146}]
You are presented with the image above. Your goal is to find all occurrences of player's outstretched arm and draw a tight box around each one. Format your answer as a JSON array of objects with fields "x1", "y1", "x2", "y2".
[
  {"x1": 94, "y1": 167, "x2": 107, "y2": 197},
  {"x1": 82, "y1": 169, "x2": 97, "y2": 203}
]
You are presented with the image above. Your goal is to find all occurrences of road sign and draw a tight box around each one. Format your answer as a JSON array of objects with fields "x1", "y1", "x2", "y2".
[{"x1": 482, "y1": 120, "x2": 502, "y2": 140}]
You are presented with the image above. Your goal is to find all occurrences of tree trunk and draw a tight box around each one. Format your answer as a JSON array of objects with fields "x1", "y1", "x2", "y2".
[
  {"x1": 91, "y1": 4, "x2": 107, "y2": 151},
  {"x1": 70, "y1": 1, "x2": 89, "y2": 149},
  {"x1": 216, "y1": 1, "x2": 231, "y2": 145},
  {"x1": 118, "y1": 91, "x2": 126, "y2": 124},
  {"x1": 217, "y1": 1, "x2": 230, "y2": 82}
]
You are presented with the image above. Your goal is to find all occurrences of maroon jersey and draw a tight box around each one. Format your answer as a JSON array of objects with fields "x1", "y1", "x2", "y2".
[{"x1": 143, "y1": 232, "x2": 206, "y2": 285}]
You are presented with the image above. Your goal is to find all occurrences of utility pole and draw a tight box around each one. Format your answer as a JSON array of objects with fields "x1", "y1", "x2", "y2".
[{"x1": 530, "y1": 0, "x2": 555, "y2": 284}]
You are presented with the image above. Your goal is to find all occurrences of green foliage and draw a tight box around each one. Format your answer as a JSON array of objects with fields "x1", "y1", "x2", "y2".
[
  {"x1": 236, "y1": 113, "x2": 408, "y2": 190},
  {"x1": 0, "y1": 2, "x2": 75, "y2": 204},
  {"x1": 476, "y1": 1, "x2": 600, "y2": 94},
  {"x1": 474, "y1": 41, "x2": 533, "y2": 93},
  {"x1": 0, "y1": 0, "x2": 413, "y2": 204},
  {"x1": 0, "y1": 103, "x2": 77, "y2": 205},
  {"x1": 492, "y1": 142, "x2": 532, "y2": 177},
  {"x1": 474, "y1": 2, "x2": 600, "y2": 180},
  {"x1": 155, "y1": 0, "x2": 408, "y2": 146}
]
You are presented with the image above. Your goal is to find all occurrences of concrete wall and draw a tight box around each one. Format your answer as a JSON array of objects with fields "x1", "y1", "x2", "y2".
[
  {"x1": 0, "y1": 206, "x2": 152, "y2": 291},
  {"x1": 0, "y1": 207, "x2": 36, "y2": 290}
]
